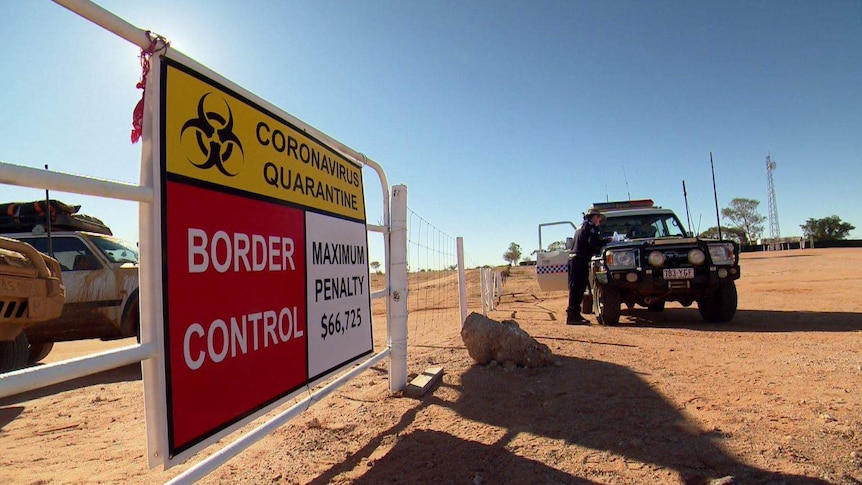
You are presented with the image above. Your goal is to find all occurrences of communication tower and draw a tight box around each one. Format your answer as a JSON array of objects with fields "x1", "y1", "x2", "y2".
[{"x1": 766, "y1": 153, "x2": 781, "y2": 249}]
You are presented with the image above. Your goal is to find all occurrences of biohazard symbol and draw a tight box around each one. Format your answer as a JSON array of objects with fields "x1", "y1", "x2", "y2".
[{"x1": 181, "y1": 94, "x2": 244, "y2": 177}]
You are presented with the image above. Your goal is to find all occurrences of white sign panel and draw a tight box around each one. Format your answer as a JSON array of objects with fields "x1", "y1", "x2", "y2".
[{"x1": 305, "y1": 211, "x2": 373, "y2": 380}]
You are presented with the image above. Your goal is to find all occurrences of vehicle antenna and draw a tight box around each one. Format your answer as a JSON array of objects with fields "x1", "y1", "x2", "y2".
[
  {"x1": 44, "y1": 164, "x2": 53, "y2": 257},
  {"x1": 623, "y1": 166, "x2": 631, "y2": 201},
  {"x1": 710, "y1": 152, "x2": 722, "y2": 240},
  {"x1": 696, "y1": 214, "x2": 703, "y2": 235},
  {"x1": 682, "y1": 180, "x2": 694, "y2": 237}
]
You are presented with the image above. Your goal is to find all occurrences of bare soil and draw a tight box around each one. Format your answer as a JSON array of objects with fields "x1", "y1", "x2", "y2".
[{"x1": 2, "y1": 248, "x2": 861, "y2": 484}]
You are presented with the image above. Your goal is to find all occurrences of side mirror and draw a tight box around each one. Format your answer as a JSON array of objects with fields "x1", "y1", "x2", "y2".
[{"x1": 565, "y1": 237, "x2": 574, "y2": 250}]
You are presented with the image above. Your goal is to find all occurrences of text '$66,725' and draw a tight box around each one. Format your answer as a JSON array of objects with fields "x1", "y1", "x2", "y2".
[{"x1": 321, "y1": 308, "x2": 363, "y2": 340}]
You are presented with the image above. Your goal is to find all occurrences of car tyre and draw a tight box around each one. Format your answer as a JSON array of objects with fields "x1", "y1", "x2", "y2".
[
  {"x1": 0, "y1": 333, "x2": 30, "y2": 373},
  {"x1": 591, "y1": 279, "x2": 621, "y2": 326},
  {"x1": 697, "y1": 282, "x2": 738, "y2": 323},
  {"x1": 28, "y1": 341, "x2": 54, "y2": 364},
  {"x1": 648, "y1": 301, "x2": 665, "y2": 312},
  {"x1": 120, "y1": 293, "x2": 140, "y2": 342}
]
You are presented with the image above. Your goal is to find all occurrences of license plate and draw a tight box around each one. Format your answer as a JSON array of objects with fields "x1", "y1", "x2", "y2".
[{"x1": 663, "y1": 268, "x2": 694, "y2": 280}]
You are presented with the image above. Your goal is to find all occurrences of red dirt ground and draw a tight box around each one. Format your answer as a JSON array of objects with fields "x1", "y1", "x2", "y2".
[{"x1": 1, "y1": 248, "x2": 861, "y2": 484}]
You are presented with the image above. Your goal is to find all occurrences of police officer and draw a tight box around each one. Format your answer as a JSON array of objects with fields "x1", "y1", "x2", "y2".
[{"x1": 567, "y1": 207, "x2": 606, "y2": 324}]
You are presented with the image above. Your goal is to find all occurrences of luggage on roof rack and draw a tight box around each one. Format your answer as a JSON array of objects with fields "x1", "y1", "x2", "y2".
[{"x1": 0, "y1": 200, "x2": 112, "y2": 235}]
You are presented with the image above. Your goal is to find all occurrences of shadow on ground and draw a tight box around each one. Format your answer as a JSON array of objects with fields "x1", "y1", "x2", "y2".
[
  {"x1": 315, "y1": 355, "x2": 827, "y2": 484},
  {"x1": 620, "y1": 308, "x2": 862, "y2": 332},
  {"x1": 0, "y1": 406, "x2": 24, "y2": 430},
  {"x1": 350, "y1": 428, "x2": 600, "y2": 484}
]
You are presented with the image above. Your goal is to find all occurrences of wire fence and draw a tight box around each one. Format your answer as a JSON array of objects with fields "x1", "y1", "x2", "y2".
[{"x1": 405, "y1": 208, "x2": 463, "y2": 347}]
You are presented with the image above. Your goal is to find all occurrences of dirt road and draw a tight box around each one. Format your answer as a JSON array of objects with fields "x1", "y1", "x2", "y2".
[{"x1": 1, "y1": 248, "x2": 861, "y2": 484}]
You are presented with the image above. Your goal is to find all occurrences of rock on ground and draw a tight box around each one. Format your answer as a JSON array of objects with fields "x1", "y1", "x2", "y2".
[{"x1": 460, "y1": 312, "x2": 556, "y2": 368}]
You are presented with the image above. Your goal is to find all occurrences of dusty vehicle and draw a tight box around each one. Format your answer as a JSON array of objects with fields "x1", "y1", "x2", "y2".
[
  {"x1": 536, "y1": 199, "x2": 741, "y2": 325},
  {"x1": 1, "y1": 201, "x2": 140, "y2": 364},
  {"x1": 0, "y1": 237, "x2": 66, "y2": 372}
]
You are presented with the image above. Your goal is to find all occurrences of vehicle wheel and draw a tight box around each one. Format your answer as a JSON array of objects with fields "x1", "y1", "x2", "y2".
[
  {"x1": 648, "y1": 301, "x2": 665, "y2": 312},
  {"x1": 0, "y1": 333, "x2": 30, "y2": 373},
  {"x1": 28, "y1": 341, "x2": 54, "y2": 364},
  {"x1": 121, "y1": 294, "x2": 140, "y2": 341},
  {"x1": 591, "y1": 279, "x2": 621, "y2": 326},
  {"x1": 697, "y1": 282, "x2": 738, "y2": 323}
]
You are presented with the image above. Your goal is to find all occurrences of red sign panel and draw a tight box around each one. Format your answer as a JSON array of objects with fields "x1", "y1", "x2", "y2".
[{"x1": 164, "y1": 181, "x2": 308, "y2": 451}]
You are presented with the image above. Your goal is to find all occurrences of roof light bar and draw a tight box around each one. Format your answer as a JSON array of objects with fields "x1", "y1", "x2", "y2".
[{"x1": 592, "y1": 199, "x2": 656, "y2": 210}]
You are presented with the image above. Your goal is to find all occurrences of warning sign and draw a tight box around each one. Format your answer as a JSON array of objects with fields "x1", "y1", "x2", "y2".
[
  {"x1": 158, "y1": 58, "x2": 372, "y2": 460},
  {"x1": 164, "y1": 61, "x2": 365, "y2": 221}
]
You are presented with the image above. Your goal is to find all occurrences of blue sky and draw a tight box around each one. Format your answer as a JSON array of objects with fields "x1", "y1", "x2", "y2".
[{"x1": 1, "y1": 0, "x2": 860, "y2": 267}]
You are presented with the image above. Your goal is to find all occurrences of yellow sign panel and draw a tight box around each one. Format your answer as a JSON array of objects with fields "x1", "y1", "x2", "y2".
[{"x1": 164, "y1": 61, "x2": 365, "y2": 221}]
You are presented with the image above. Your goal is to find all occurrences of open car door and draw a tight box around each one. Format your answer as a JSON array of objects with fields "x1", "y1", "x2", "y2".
[{"x1": 535, "y1": 221, "x2": 576, "y2": 292}]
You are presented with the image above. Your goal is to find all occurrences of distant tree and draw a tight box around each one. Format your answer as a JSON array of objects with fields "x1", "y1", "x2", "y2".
[
  {"x1": 800, "y1": 216, "x2": 855, "y2": 240},
  {"x1": 370, "y1": 261, "x2": 381, "y2": 274},
  {"x1": 521, "y1": 255, "x2": 533, "y2": 264},
  {"x1": 447, "y1": 264, "x2": 457, "y2": 271},
  {"x1": 721, "y1": 198, "x2": 765, "y2": 244},
  {"x1": 547, "y1": 240, "x2": 566, "y2": 252},
  {"x1": 698, "y1": 226, "x2": 747, "y2": 244},
  {"x1": 502, "y1": 242, "x2": 522, "y2": 266}
]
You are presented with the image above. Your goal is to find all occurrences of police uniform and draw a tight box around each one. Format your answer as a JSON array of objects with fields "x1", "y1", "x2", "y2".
[{"x1": 567, "y1": 208, "x2": 605, "y2": 323}]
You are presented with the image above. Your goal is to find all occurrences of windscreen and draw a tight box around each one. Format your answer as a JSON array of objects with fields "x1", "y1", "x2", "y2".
[
  {"x1": 601, "y1": 214, "x2": 688, "y2": 240},
  {"x1": 90, "y1": 235, "x2": 139, "y2": 264}
]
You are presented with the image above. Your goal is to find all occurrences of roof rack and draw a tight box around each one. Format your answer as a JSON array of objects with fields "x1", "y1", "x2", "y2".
[{"x1": 0, "y1": 200, "x2": 112, "y2": 236}]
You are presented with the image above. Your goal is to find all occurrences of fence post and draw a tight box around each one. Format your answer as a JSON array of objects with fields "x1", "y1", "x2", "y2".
[
  {"x1": 489, "y1": 271, "x2": 496, "y2": 311},
  {"x1": 456, "y1": 237, "x2": 467, "y2": 326},
  {"x1": 388, "y1": 185, "x2": 408, "y2": 393},
  {"x1": 480, "y1": 268, "x2": 487, "y2": 315}
]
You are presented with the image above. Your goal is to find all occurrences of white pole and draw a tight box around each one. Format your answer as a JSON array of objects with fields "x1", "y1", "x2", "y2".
[
  {"x1": 489, "y1": 271, "x2": 496, "y2": 311},
  {"x1": 137, "y1": 53, "x2": 170, "y2": 470},
  {"x1": 492, "y1": 271, "x2": 502, "y2": 311},
  {"x1": 388, "y1": 185, "x2": 408, "y2": 393},
  {"x1": 480, "y1": 268, "x2": 488, "y2": 315},
  {"x1": 488, "y1": 270, "x2": 495, "y2": 311},
  {"x1": 456, "y1": 237, "x2": 467, "y2": 327},
  {"x1": 52, "y1": 0, "x2": 154, "y2": 50},
  {"x1": 491, "y1": 271, "x2": 500, "y2": 311},
  {"x1": 0, "y1": 343, "x2": 154, "y2": 399},
  {"x1": 487, "y1": 269, "x2": 492, "y2": 311},
  {"x1": 0, "y1": 162, "x2": 152, "y2": 203}
]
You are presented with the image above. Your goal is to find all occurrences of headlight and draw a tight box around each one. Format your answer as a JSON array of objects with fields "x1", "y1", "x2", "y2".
[
  {"x1": 687, "y1": 248, "x2": 705, "y2": 265},
  {"x1": 708, "y1": 243, "x2": 735, "y2": 265},
  {"x1": 647, "y1": 251, "x2": 665, "y2": 267},
  {"x1": 606, "y1": 249, "x2": 636, "y2": 270}
]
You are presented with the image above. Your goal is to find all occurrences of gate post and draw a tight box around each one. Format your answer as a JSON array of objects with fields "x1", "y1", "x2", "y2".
[
  {"x1": 456, "y1": 236, "x2": 467, "y2": 327},
  {"x1": 388, "y1": 185, "x2": 408, "y2": 393},
  {"x1": 480, "y1": 268, "x2": 488, "y2": 315}
]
